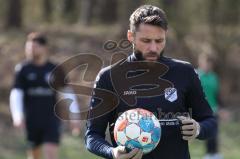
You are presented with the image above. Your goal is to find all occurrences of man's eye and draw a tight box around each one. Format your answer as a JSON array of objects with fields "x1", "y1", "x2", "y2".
[
  {"x1": 155, "y1": 39, "x2": 164, "y2": 43},
  {"x1": 142, "y1": 39, "x2": 151, "y2": 43}
]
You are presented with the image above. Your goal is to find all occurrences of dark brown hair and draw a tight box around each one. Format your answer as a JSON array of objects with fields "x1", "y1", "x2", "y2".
[
  {"x1": 27, "y1": 32, "x2": 48, "y2": 45},
  {"x1": 129, "y1": 5, "x2": 168, "y2": 32}
]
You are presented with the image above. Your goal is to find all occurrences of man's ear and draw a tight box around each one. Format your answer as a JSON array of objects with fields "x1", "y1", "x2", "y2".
[{"x1": 127, "y1": 30, "x2": 134, "y2": 43}]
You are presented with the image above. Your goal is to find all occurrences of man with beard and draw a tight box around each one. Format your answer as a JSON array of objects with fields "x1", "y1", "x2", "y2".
[{"x1": 85, "y1": 5, "x2": 216, "y2": 159}]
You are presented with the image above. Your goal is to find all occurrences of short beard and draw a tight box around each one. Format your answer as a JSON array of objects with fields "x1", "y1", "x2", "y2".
[{"x1": 134, "y1": 49, "x2": 164, "y2": 61}]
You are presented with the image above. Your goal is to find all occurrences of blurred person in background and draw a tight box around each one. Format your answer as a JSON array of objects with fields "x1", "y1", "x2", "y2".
[
  {"x1": 9, "y1": 32, "x2": 80, "y2": 159},
  {"x1": 197, "y1": 53, "x2": 223, "y2": 159}
]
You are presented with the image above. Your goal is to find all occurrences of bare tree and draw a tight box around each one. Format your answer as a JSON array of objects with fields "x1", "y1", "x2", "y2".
[
  {"x1": 98, "y1": 0, "x2": 117, "y2": 23},
  {"x1": 62, "y1": 0, "x2": 79, "y2": 23},
  {"x1": 62, "y1": 0, "x2": 75, "y2": 14},
  {"x1": 118, "y1": 0, "x2": 142, "y2": 38},
  {"x1": 6, "y1": 0, "x2": 22, "y2": 28},
  {"x1": 80, "y1": 0, "x2": 94, "y2": 25},
  {"x1": 43, "y1": 0, "x2": 53, "y2": 22}
]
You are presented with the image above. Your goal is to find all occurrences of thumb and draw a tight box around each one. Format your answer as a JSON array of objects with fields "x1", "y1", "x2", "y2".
[{"x1": 118, "y1": 146, "x2": 126, "y2": 153}]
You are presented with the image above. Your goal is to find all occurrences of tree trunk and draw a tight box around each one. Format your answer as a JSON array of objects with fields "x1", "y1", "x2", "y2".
[
  {"x1": 80, "y1": 0, "x2": 94, "y2": 25},
  {"x1": 6, "y1": 0, "x2": 22, "y2": 28},
  {"x1": 118, "y1": 0, "x2": 142, "y2": 38},
  {"x1": 98, "y1": 0, "x2": 117, "y2": 24},
  {"x1": 43, "y1": 0, "x2": 52, "y2": 22},
  {"x1": 62, "y1": 0, "x2": 78, "y2": 23},
  {"x1": 62, "y1": 0, "x2": 75, "y2": 14}
]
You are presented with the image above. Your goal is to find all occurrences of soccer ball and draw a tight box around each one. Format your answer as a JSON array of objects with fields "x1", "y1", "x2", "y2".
[{"x1": 114, "y1": 108, "x2": 161, "y2": 154}]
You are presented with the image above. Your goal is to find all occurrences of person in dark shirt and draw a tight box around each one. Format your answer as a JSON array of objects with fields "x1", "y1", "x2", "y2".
[
  {"x1": 10, "y1": 32, "x2": 80, "y2": 159},
  {"x1": 85, "y1": 5, "x2": 217, "y2": 159}
]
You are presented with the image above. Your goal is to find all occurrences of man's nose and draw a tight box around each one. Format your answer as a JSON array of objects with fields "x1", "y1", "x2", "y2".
[{"x1": 149, "y1": 42, "x2": 158, "y2": 52}]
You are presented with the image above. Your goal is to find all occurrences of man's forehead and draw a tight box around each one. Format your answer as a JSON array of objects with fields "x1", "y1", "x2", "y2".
[
  {"x1": 135, "y1": 31, "x2": 166, "y2": 39},
  {"x1": 138, "y1": 23, "x2": 165, "y2": 30},
  {"x1": 134, "y1": 24, "x2": 166, "y2": 37}
]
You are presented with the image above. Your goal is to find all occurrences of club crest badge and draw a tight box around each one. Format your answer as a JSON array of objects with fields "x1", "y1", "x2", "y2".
[{"x1": 164, "y1": 87, "x2": 178, "y2": 102}]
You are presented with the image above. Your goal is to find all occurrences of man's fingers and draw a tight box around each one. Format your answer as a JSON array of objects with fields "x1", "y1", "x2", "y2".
[
  {"x1": 178, "y1": 116, "x2": 199, "y2": 141},
  {"x1": 181, "y1": 124, "x2": 194, "y2": 130},
  {"x1": 178, "y1": 116, "x2": 194, "y2": 125},
  {"x1": 180, "y1": 119, "x2": 194, "y2": 125},
  {"x1": 182, "y1": 135, "x2": 194, "y2": 141},
  {"x1": 121, "y1": 148, "x2": 138, "y2": 159},
  {"x1": 118, "y1": 146, "x2": 126, "y2": 153},
  {"x1": 112, "y1": 146, "x2": 128, "y2": 159},
  {"x1": 182, "y1": 130, "x2": 194, "y2": 135},
  {"x1": 131, "y1": 149, "x2": 143, "y2": 159},
  {"x1": 177, "y1": 116, "x2": 189, "y2": 121}
]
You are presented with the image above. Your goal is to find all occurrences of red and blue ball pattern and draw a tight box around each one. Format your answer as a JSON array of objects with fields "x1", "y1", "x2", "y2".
[{"x1": 114, "y1": 108, "x2": 161, "y2": 154}]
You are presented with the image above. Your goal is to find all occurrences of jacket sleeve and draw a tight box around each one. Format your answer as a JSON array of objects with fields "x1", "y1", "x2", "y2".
[
  {"x1": 85, "y1": 69, "x2": 115, "y2": 159},
  {"x1": 186, "y1": 66, "x2": 217, "y2": 140}
]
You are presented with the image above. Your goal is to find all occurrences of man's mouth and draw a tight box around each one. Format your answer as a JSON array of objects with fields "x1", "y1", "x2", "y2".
[{"x1": 145, "y1": 53, "x2": 158, "y2": 61}]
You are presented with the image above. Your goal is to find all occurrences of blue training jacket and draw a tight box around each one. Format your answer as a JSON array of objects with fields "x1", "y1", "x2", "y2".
[{"x1": 85, "y1": 53, "x2": 217, "y2": 159}]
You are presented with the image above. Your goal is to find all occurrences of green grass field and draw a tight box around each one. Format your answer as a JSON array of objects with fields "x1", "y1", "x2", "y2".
[
  {"x1": 0, "y1": 120, "x2": 239, "y2": 159},
  {"x1": 189, "y1": 121, "x2": 240, "y2": 159}
]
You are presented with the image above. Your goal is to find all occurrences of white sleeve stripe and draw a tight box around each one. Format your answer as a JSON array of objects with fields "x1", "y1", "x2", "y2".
[{"x1": 10, "y1": 89, "x2": 24, "y2": 124}]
